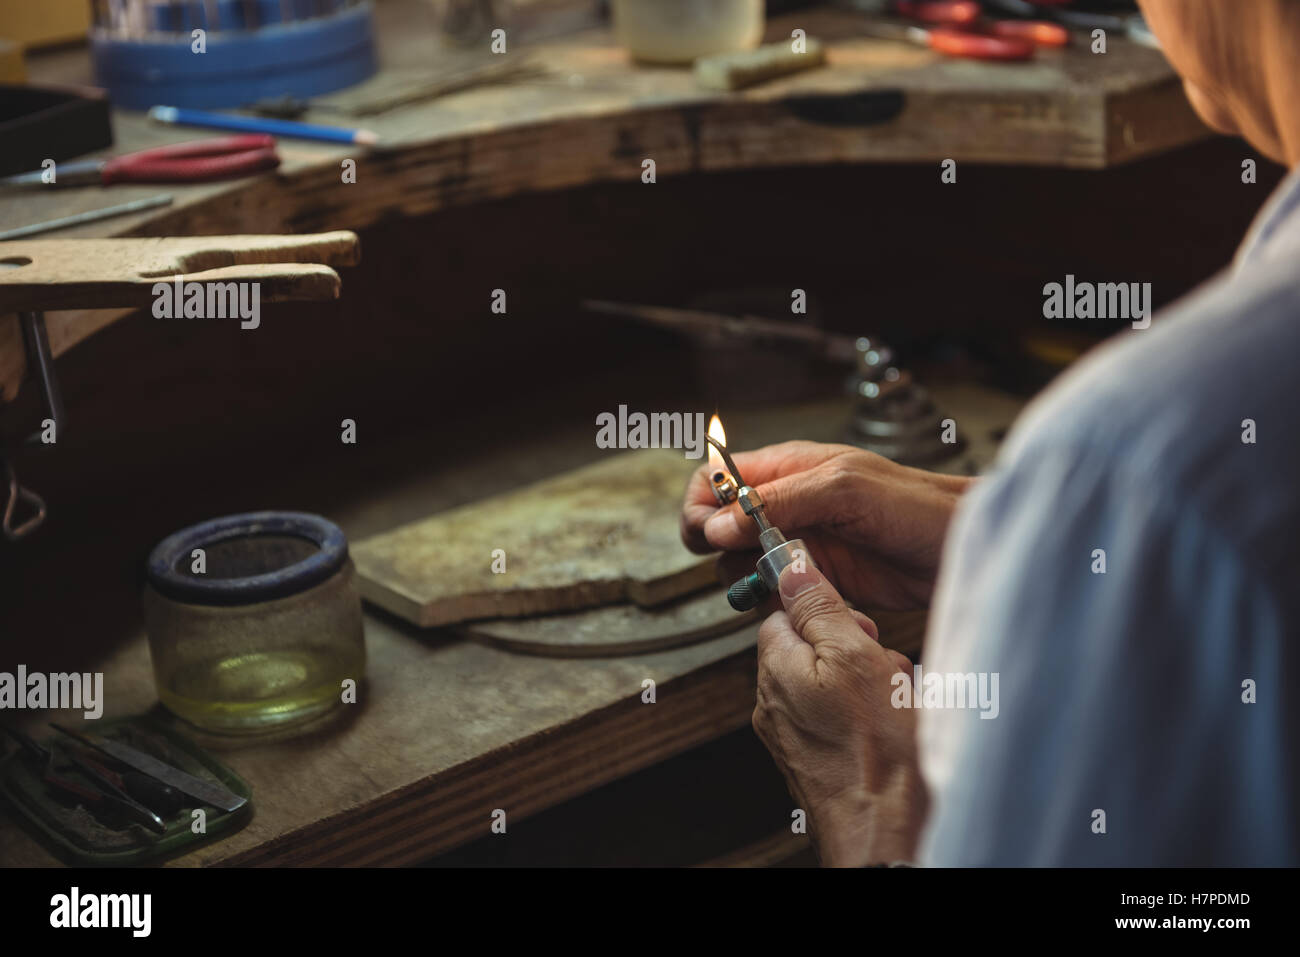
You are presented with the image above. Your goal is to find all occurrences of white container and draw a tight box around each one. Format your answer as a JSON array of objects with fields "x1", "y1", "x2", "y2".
[{"x1": 612, "y1": 0, "x2": 764, "y2": 65}]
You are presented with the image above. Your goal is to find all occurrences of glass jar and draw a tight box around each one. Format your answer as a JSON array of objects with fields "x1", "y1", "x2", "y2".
[
  {"x1": 611, "y1": 0, "x2": 765, "y2": 64},
  {"x1": 143, "y1": 512, "x2": 366, "y2": 735}
]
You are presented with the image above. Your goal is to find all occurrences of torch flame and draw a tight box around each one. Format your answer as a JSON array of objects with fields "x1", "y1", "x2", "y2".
[{"x1": 708, "y1": 414, "x2": 727, "y2": 473}]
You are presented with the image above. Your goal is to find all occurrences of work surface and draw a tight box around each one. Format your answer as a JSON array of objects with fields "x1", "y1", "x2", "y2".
[
  {"x1": 0, "y1": 0, "x2": 1203, "y2": 402},
  {"x1": 0, "y1": 0, "x2": 1183, "y2": 866},
  {"x1": 0, "y1": 387, "x2": 1021, "y2": 866}
]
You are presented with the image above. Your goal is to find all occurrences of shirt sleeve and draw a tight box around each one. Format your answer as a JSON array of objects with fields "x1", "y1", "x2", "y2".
[{"x1": 915, "y1": 440, "x2": 1296, "y2": 866}]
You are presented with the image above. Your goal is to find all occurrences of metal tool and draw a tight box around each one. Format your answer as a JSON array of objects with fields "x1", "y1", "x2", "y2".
[
  {"x1": 63, "y1": 750, "x2": 168, "y2": 833},
  {"x1": 3, "y1": 726, "x2": 165, "y2": 832},
  {"x1": 706, "y1": 435, "x2": 816, "y2": 612},
  {"x1": 710, "y1": 467, "x2": 739, "y2": 506},
  {"x1": 0, "y1": 262, "x2": 64, "y2": 541},
  {"x1": 582, "y1": 299, "x2": 860, "y2": 363},
  {"x1": 0, "y1": 193, "x2": 173, "y2": 242},
  {"x1": 61, "y1": 742, "x2": 185, "y2": 816},
  {"x1": 0, "y1": 135, "x2": 279, "y2": 189},
  {"x1": 844, "y1": 336, "x2": 965, "y2": 465},
  {"x1": 707, "y1": 416, "x2": 740, "y2": 505},
  {"x1": 4, "y1": 727, "x2": 112, "y2": 805},
  {"x1": 49, "y1": 724, "x2": 248, "y2": 813},
  {"x1": 855, "y1": 18, "x2": 1036, "y2": 59},
  {"x1": 2, "y1": 456, "x2": 45, "y2": 540}
]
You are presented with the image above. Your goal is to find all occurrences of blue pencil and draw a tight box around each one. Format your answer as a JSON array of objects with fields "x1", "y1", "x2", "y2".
[{"x1": 148, "y1": 106, "x2": 378, "y2": 145}]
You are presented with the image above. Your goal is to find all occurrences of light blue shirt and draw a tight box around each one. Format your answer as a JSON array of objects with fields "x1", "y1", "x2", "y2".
[{"x1": 917, "y1": 168, "x2": 1300, "y2": 866}]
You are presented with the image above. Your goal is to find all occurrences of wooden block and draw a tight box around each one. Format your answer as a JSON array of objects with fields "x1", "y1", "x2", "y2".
[
  {"x1": 352, "y1": 449, "x2": 718, "y2": 627},
  {"x1": 0, "y1": 232, "x2": 361, "y2": 315},
  {"x1": 695, "y1": 39, "x2": 827, "y2": 91},
  {"x1": 464, "y1": 588, "x2": 756, "y2": 657}
]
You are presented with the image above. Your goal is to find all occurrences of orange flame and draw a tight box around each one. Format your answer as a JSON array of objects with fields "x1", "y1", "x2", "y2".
[{"x1": 708, "y1": 414, "x2": 727, "y2": 473}]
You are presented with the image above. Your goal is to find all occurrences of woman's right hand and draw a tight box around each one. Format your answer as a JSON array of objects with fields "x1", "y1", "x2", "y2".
[{"x1": 681, "y1": 441, "x2": 973, "y2": 611}]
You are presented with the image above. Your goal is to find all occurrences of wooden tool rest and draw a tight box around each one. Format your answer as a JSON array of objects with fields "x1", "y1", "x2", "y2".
[{"x1": 0, "y1": 231, "x2": 360, "y2": 541}]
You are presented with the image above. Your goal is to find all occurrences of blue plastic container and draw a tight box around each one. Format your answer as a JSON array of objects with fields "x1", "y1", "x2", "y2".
[{"x1": 91, "y1": 2, "x2": 377, "y2": 111}]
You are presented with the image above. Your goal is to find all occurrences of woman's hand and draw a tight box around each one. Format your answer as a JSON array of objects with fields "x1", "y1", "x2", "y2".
[{"x1": 681, "y1": 440, "x2": 972, "y2": 610}]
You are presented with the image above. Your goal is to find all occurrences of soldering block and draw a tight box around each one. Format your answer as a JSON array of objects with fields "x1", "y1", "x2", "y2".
[{"x1": 694, "y1": 39, "x2": 826, "y2": 92}]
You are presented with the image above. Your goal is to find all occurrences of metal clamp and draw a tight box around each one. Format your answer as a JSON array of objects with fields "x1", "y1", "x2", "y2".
[
  {"x1": 2, "y1": 309, "x2": 63, "y2": 541},
  {"x1": 2, "y1": 455, "x2": 46, "y2": 540}
]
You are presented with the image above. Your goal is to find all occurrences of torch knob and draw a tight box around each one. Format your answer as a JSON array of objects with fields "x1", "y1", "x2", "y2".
[{"x1": 727, "y1": 572, "x2": 768, "y2": 612}]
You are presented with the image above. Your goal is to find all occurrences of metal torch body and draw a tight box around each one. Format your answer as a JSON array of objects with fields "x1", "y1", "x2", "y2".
[{"x1": 705, "y1": 433, "x2": 814, "y2": 612}]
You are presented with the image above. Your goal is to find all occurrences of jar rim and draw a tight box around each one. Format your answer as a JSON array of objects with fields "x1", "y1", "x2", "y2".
[{"x1": 146, "y1": 511, "x2": 348, "y2": 606}]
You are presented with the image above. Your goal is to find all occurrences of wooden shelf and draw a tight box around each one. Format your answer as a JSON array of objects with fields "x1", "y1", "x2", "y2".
[{"x1": 0, "y1": 1, "x2": 1205, "y2": 402}]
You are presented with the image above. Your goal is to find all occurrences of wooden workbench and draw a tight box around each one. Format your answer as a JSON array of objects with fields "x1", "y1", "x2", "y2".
[
  {"x1": 0, "y1": 387, "x2": 1020, "y2": 866},
  {"x1": 0, "y1": 0, "x2": 1204, "y2": 402},
  {"x1": 0, "y1": 0, "x2": 1194, "y2": 866}
]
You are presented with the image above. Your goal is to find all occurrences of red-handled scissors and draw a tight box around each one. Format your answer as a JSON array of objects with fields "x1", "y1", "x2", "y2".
[{"x1": 0, "y1": 135, "x2": 280, "y2": 188}]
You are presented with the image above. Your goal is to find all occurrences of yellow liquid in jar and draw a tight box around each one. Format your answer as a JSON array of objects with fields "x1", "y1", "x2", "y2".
[{"x1": 158, "y1": 645, "x2": 364, "y2": 733}]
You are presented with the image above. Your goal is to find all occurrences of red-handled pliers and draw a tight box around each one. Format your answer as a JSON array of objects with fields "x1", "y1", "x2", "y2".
[
  {"x1": 863, "y1": 20, "x2": 1037, "y2": 61},
  {"x1": 0, "y1": 135, "x2": 280, "y2": 188},
  {"x1": 890, "y1": 1, "x2": 1071, "y2": 55}
]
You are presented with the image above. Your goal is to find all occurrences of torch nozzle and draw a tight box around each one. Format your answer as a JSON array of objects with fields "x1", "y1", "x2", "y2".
[{"x1": 706, "y1": 435, "x2": 747, "y2": 488}]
